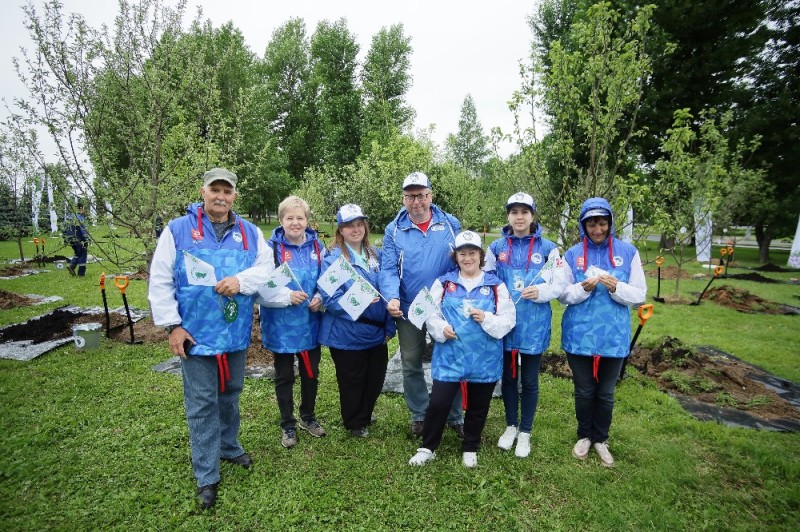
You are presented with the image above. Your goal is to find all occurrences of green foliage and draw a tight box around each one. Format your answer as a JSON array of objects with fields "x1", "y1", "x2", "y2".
[
  {"x1": 361, "y1": 24, "x2": 414, "y2": 150},
  {"x1": 445, "y1": 94, "x2": 491, "y2": 176}
]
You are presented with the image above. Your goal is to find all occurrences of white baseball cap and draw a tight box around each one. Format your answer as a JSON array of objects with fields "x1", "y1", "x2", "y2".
[
  {"x1": 336, "y1": 204, "x2": 368, "y2": 224},
  {"x1": 506, "y1": 192, "x2": 536, "y2": 212},
  {"x1": 402, "y1": 171, "x2": 431, "y2": 190},
  {"x1": 454, "y1": 230, "x2": 482, "y2": 250}
]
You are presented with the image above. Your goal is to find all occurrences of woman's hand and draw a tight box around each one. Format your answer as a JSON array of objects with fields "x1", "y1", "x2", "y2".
[
  {"x1": 581, "y1": 277, "x2": 600, "y2": 292},
  {"x1": 521, "y1": 286, "x2": 539, "y2": 300},
  {"x1": 469, "y1": 308, "x2": 486, "y2": 324},
  {"x1": 443, "y1": 326, "x2": 457, "y2": 340},
  {"x1": 597, "y1": 274, "x2": 619, "y2": 293},
  {"x1": 289, "y1": 290, "x2": 309, "y2": 305}
]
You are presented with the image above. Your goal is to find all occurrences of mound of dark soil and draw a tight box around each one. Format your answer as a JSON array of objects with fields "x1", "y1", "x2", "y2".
[
  {"x1": 755, "y1": 263, "x2": 794, "y2": 273},
  {"x1": 0, "y1": 289, "x2": 37, "y2": 309},
  {"x1": 705, "y1": 285, "x2": 788, "y2": 313},
  {"x1": 723, "y1": 272, "x2": 780, "y2": 283},
  {"x1": 631, "y1": 336, "x2": 800, "y2": 424}
]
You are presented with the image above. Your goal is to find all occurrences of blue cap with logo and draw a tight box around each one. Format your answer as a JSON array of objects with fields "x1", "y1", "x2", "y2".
[{"x1": 336, "y1": 204, "x2": 368, "y2": 224}]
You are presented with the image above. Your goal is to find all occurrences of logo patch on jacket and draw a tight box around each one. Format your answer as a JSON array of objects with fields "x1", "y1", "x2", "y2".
[
  {"x1": 311, "y1": 251, "x2": 319, "y2": 261},
  {"x1": 498, "y1": 251, "x2": 508, "y2": 262},
  {"x1": 532, "y1": 253, "x2": 543, "y2": 264},
  {"x1": 480, "y1": 286, "x2": 491, "y2": 296},
  {"x1": 576, "y1": 257, "x2": 585, "y2": 267},
  {"x1": 613, "y1": 256, "x2": 624, "y2": 267},
  {"x1": 233, "y1": 231, "x2": 243, "y2": 243},
  {"x1": 191, "y1": 229, "x2": 202, "y2": 242},
  {"x1": 447, "y1": 282, "x2": 457, "y2": 292},
  {"x1": 430, "y1": 225, "x2": 444, "y2": 232},
  {"x1": 283, "y1": 250, "x2": 292, "y2": 262}
]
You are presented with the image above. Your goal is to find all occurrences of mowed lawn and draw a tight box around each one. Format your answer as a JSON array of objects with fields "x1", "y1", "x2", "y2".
[{"x1": 0, "y1": 234, "x2": 798, "y2": 530}]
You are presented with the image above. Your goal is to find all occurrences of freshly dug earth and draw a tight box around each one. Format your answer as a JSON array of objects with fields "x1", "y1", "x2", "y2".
[
  {"x1": 541, "y1": 337, "x2": 799, "y2": 423},
  {"x1": 0, "y1": 289, "x2": 37, "y2": 309},
  {"x1": 705, "y1": 285, "x2": 785, "y2": 313},
  {"x1": 646, "y1": 265, "x2": 690, "y2": 280},
  {"x1": 722, "y1": 272, "x2": 780, "y2": 284},
  {"x1": 0, "y1": 289, "x2": 273, "y2": 367},
  {"x1": 755, "y1": 263, "x2": 794, "y2": 273}
]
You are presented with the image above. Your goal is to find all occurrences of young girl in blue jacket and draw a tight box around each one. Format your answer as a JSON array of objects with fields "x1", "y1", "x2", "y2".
[
  {"x1": 558, "y1": 197, "x2": 646, "y2": 467},
  {"x1": 485, "y1": 193, "x2": 566, "y2": 458},
  {"x1": 408, "y1": 231, "x2": 516, "y2": 468},
  {"x1": 318, "y1": 205, "x2": 395, "y2": 438}
]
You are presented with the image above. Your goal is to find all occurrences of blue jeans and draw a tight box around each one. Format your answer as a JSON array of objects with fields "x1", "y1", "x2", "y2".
[
  {"x1": 181, "y1": 350, "x2": 246, "y2": 487},
  {"x1": 566, "y1": 354, "x2": 624, "y2": 443},
  {"x1": 501, "y1": 351, "x2": 541, "y2": 433},
  {"x1": 69, "y1": 242, "x2": 88, "y2": 276},
  {"x1": 396, "y1": 319, "x2": 462, "y2": 424}
]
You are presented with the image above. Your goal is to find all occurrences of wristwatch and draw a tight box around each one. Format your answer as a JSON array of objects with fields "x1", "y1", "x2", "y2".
[{"x1": 164, "y1": 323, "x2": 181, "y2": 334}]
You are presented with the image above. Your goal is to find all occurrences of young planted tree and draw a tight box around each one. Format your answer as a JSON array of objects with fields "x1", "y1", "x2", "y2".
[
  {"x1": 0, "y1": 125, "x2": 38, "y2": 261},
  {"x1": 11, "y1": 0, "x2": 254, "y2": 269}
]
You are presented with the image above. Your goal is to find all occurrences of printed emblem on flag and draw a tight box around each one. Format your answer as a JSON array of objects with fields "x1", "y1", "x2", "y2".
[
  {"x1": 514, "y1": 276, "x2": 524, "y2": 292},
  {"x1": 349, "y1": 296, "x2": 361, "y2": 307}
]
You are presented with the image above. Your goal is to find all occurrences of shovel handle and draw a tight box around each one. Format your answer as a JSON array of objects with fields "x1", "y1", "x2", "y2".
[
  {"x1": 720, "y1": 248, "x2": 727, "y2": 257},
  {"x1": 655, "y1": 256, "x2": 664, "y2": 267},
  {"x1": 638, "y1": 304, "x2": 654, "y2": 325},
  {"x1": 714, "y1": 266, "x2": 724, "y2": 277},
  {"x1": 100, "y1": 272, "x2": 106, "y2": 289},
  {"x1": 726, "y1": 245, "x2": 734, "y2": 254},
  {"x1": 114, "y1": 276, "x2": 129, "y2": 293},
  {"x1": 33, "y1": 237, "x2": 39, "y2": 245}
]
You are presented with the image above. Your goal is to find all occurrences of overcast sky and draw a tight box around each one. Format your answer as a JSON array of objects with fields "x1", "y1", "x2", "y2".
[{"x1": 1, "y1": 0, "x2": 539, "y2": 158}]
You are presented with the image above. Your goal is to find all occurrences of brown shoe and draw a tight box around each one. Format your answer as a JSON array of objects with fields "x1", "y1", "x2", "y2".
[{"x1": 410, "y1": 420, "x2": 424, "y2": 437}]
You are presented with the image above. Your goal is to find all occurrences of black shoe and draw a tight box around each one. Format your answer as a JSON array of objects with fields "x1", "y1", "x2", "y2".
[
  {"x1": 410, "y1": 420, "x2": 424, "y2": 437},
  {"x1": 350, "y1": 427, "x2": 369, "y2": 438},
  {"x1": 66, "y1": 265, "x2": 76, "y2": 276},
  {"x1": 222, "y1": 452, "x2": 252, "y2": 469},
  {"x1": 197, "y1": 483, "x2": 218, "y2": 510},
  {"x1": 449, "y1": 423, "x2": 465, "y2": 439}
]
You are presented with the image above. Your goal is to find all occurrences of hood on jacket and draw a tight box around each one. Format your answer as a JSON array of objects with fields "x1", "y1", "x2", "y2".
[
  {"x1": 269, "y1": 225, "x2": 319, "y2": 247},
  {"x1": 577, "y1": 197, "x2": 615, "y2": 241}
]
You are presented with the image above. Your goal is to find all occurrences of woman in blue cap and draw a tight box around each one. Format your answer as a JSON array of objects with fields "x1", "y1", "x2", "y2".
[
  {"x1": 485, "y1": 192, "x2": 566, "y2": 458},
  {"x1": 408, "y1": 231, "x2": 516, "y2": 468},
  {"x1": 318, "y1": 204, "x2": 396, "y2": 437},
  {"x1": 558, "y1": 197, "x2": 646, "y2": 467}
]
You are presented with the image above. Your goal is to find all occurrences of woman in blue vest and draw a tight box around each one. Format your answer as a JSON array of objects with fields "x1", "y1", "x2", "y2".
[
  {"x1": 558, "y1": 198, "x2": 646, "y2": 467},
  {"x1": 485, "y1": 192, "x2": 566, "y2": 458},
  {"x1": 257, "y1": 196, "x2": 326, "y2": 449},
  {"x1": 318, "y1": 204, "x2": 396, "y2": 438},
  {"x1": 408, "y1": 231, "x2": 516, "y2": 468}
]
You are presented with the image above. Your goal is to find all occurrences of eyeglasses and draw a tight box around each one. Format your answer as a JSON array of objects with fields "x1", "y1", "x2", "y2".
[{"x1": 403, "y1": 192, "x2": 430, "y2": 203}]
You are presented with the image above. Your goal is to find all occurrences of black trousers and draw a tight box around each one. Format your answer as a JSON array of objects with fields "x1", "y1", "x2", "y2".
[
  {"x1": 330, "y1": 344, "x2": 389, "y2": 430},
  {"x1": 422, "y1": 380, "x2": 496, "y2": 453},
  {"x1": 273, "y1": 347, "x2": 321, "y2": 430}
]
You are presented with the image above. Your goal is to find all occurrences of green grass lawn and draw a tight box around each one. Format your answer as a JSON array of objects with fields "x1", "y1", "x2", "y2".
[{"x1": 1, "y1": 233, "x2": 799, "y2": 529}]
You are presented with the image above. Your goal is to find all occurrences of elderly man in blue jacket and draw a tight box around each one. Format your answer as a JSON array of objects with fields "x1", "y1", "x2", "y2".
[{"x1": 380, "y1": 172, "x2": 464, "y2": 437}]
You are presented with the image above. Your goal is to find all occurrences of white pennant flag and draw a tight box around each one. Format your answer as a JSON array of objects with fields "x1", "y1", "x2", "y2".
[
  {"x1": 258, "y1": 262, "x2": 295, "y2": 299},
  {"x1": 339, "y1": 276, "x2": 380, "y2": 321},
  {"x1": 408, "y1": 286, "x2": 439, "y2": 330},
  {"x1": 183, "y1": 251, "x2": 217, "y2": 286},
  {"x1": 539, "y1": 248, "x2": 562, "y2": 283},
  {"x1": 317, "y1": 255, "x2": 358, "y2": 295}
]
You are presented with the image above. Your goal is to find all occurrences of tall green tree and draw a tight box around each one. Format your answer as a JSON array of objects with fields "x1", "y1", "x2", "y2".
[
  {"x1": 310, "y1": 19, "x2": 363, "y2": 167},
  {"x1": 361, "y1": 24, "x2": 414, "y2": 151},
  {"x1": 446, "y1": 94, "x2": 490, "y2": 177},
  {"x1": 259, "y1": 18, "x2": 319, "y2": 180}
]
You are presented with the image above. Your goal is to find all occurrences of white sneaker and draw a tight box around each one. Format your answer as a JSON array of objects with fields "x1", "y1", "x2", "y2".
[
  {"x1": 593, "y1": 441, "x2": 615, "y2": 467},
  {"x1": 572, "y1": 438, "x2": 591, "y2": 460},
  {"x1": 408, "y1": 448, "x2": 436, "y2": 466},
  {"x1": 497, "y1": 426, "x2": 518, "y2": 451},
  {"x1": 462, "y1": 452, "x2": 478, "y2": 468},
  {"x1": 515, "y1": 432, "x2": 531, "y2": 458}
]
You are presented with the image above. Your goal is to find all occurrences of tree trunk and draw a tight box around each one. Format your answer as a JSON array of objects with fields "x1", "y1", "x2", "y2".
[
  {"x1": 754, "y1": 223, "x2": 772, "y2": 263},
  {"x1": 659, "y1": 233, "x2": 675, "y2": 251},
  {"x1": 16, "y1": 236, "x2": 25, "y2": 262}
]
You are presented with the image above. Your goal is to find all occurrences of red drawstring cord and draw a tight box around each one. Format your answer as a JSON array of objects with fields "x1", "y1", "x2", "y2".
[
  {"x1": 197, "y1": 207, "x2": 205, "y2": 239},
  {"x1": 460, "y1": 380, "x2": 468, "y2": 411},
  {"x1": 510, "y1": 349, "x2": 519, "y2": 379},
  {"x1": 299, "y1": 350, "x2": 315, "y2": 379},
  {"x1": 238, "y1": 220, "x2": 248, "y2": 250},
  {"x1": 216, "y1": 353, "x2": 230, "y2": 392},
  {"x1": 592, "y1": 354, "x2": 601, "y2": 383}
]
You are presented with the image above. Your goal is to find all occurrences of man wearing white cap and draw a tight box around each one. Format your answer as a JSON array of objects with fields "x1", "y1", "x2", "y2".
[{"x1": 380, "y1": 171, "x2": 465, "y2": 437}]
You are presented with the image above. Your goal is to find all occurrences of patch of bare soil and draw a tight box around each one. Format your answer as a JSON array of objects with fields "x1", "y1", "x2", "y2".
[
  {"x1": 0, "y1": 289, "x2": 37, "y2": 309},
  {"x1": 723, "y1": 272, "x2": 781, "y2": 283},
  {"x1": 248, "y1": 308, "x2": 274, "y2": 367},
  {"x1": 755, "y1": 263, "x2": 794, "y2": 273},
  {"x1": 647, "y1": 265, "x2": 691, "y2": 280},
  {"x1": 705, "y1": 285, "x2": 786, "y2": 313},
  {"x1": 631, "y1": 336, "x2": 800, "y2": 422},
  {"x1": 0, "y1": 266, "x2": 31, "y2": 277}
]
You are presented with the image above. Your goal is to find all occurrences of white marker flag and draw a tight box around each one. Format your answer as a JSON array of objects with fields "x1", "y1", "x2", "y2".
[
  {"x1": 258, "y1": 262, "x2": 295, "y2": 299},
  {"x1": 408, "y1": 287, "x2": 439, "y2": 330},
  {"x1": 317, "y1": 255, "x2": 358, "y2": 295},
  {"x1": 184, "y1": 251, "x2": 217, "y2": 286},
  {"x1": 339, "y1": 276, "x2": 380, "y2": 320}
]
